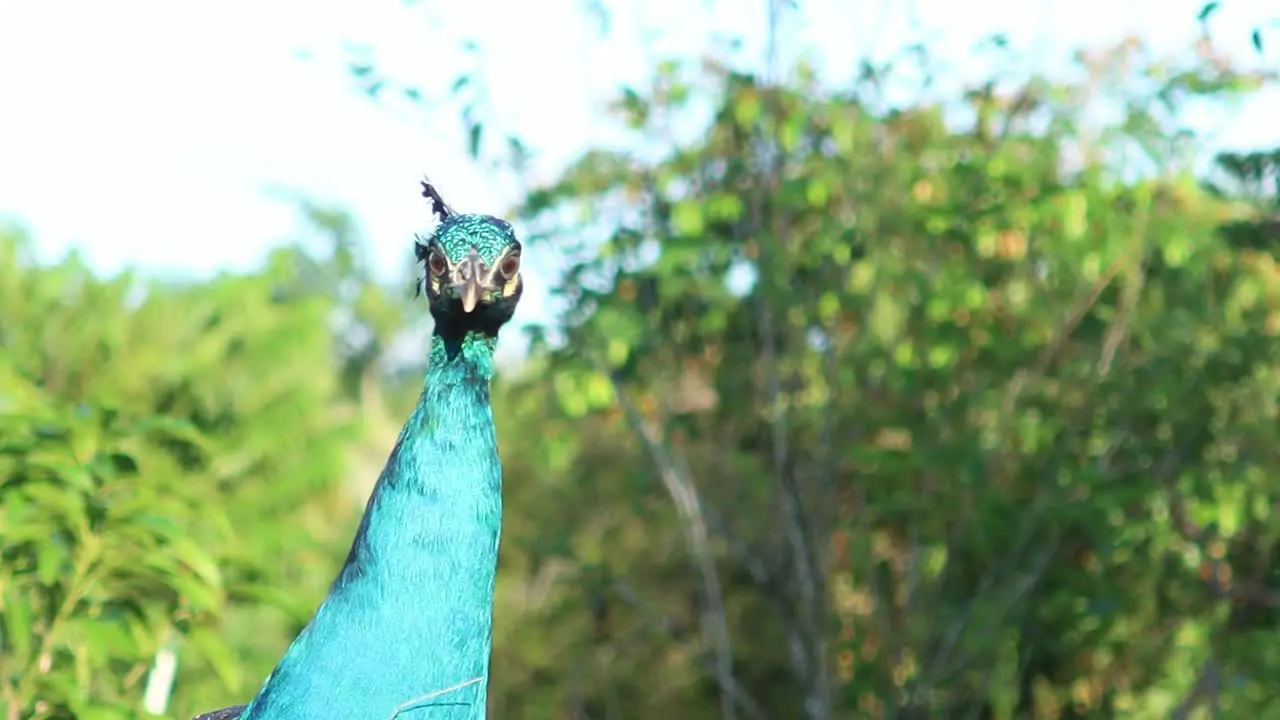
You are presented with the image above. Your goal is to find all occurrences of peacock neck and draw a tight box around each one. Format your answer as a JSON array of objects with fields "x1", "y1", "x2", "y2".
[
  {"x1": 428, "y1": 330, "x2": 497, "y2": 386},
  {"x1": 240, "y1": 328, "x2": 504, "y2": 720},
  {"x1": 347, "y1": 329, "x2": 502, "y2": 574}
]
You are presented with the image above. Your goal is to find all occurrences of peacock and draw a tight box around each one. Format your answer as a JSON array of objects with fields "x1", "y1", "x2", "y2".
[{"x1": 193, "y1": 180, "x2": 523, "y2": 720}]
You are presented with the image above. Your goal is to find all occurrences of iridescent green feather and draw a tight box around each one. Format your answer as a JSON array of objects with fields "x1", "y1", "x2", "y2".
[{"x1": 429, "y1": 214, "x2": 518, "y2": 265}]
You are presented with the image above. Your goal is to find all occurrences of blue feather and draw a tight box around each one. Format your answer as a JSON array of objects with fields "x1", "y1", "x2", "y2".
[{"x1": 239, "y1": 333, "x2": 502, "y2": 720}]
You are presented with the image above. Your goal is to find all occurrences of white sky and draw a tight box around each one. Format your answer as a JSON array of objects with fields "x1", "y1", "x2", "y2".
[{"x1": 1, "y1": 0, "x2": 1277, "y2": 329}]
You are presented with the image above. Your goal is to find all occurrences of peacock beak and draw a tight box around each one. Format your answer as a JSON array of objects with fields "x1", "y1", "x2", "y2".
[
  {"x1": 453, "y1": 250, "x2": 493, "y2": 314},
  {"x1": 459, "y1": 274, "x2": 482, "y2": 313}
]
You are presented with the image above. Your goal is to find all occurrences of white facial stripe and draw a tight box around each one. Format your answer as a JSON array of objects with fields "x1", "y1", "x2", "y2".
[{"x1": 437, "y1": 247, "x2": 518, "y2": 294}]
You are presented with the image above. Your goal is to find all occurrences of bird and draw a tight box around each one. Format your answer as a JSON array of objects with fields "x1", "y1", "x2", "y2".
[{"x1": 193, "y1": 180, "x2": 524, "y2": 720}]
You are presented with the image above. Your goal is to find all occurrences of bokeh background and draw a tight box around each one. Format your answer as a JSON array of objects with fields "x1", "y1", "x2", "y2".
[{"x1": 3, "y1": 0, "x2": 1280, "y2": 717}]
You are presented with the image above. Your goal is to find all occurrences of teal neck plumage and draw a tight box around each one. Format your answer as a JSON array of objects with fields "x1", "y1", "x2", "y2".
[{"x1": 241, "y1": 331, "x2": 502, "y2": 720}]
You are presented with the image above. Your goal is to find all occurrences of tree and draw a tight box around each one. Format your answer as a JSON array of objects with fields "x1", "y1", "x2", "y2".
[
  {"x1": 0, "y1": 226, "x2": 356, "y2": 719},
  {"x1": 487, "y1": 36, "x2": 1280, "y2": 718}
]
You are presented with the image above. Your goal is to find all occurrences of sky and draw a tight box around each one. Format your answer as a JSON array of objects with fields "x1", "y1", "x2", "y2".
[{"x1": 1, "y1": 0, "x2": 1277, "y2": 332}]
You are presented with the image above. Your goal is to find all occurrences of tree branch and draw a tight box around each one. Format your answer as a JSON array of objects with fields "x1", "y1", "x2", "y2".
[
  {"x1": 611, "y1": 579, "x2": 767, "y2": 720},
  {"x1": 610, "y1": 376, "x2": 740, "y2": 720}
]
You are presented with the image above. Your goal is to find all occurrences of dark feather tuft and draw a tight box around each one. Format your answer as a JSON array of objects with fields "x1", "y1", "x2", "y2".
[
  {"x1": 420, "y1": 178, "x2": 453, "y2": 222},
  {"x1": 416, "y1": 180, "x2": 449, "y2": 301}
]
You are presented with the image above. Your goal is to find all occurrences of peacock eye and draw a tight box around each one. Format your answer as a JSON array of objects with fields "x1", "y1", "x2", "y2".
[
  {"x1": 427, "y1": 250, "x2": 447, "y2": 276},
  {"x1": 498, "y1": 252, "x2": 521, "y2": 279}
]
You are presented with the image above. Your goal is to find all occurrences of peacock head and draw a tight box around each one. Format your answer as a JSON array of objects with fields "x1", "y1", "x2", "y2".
[{"x1": 414, "y1": 180, "x2": 523, "y2": 336}]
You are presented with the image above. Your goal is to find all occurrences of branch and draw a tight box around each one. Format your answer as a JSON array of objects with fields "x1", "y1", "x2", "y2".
[
  {"x1": 912, "y1": 406, "x2": 1096, "y2": 703},
  {"x1": 748, "y1": 73, "x2": 830, "y2": 720},
  {"x1": 609, "y1": 376, "x2": 740, "y2": 720},
  {"x1": 701, "y1": 504, "x2": 777, "y2": 589},
  {"x1": 611, "y1": 579, "x2": 768, "y2": 720},
  {"x1": 1170, "y1": 656, "x2": 1222, "y2": 720}
]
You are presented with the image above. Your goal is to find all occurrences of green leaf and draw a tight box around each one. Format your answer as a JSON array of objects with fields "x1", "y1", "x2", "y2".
[
  {"x1": 732, "y1": 91, "x2": 761, "y2": 127},
  {"x1": 705, "y1": 193, "x2": 744, "y2": 221},
  {"x1": 1, "y1": 583, "x2": 34, "y2": 665},
  {"x1": 467, "y1": 122, "x2": 483, "y2": 159},
  {"x1": 187, "y1": 625, "x2": 242, "y2": 693},
  {"x1": 167, "y1": 535, "x2": 225, "y2": 592},
  {"x1": 671, "y1": 200, "x2": 705, "y2": 236},
  {"x1": 806, "y1": 179, "x2": 830, "y2": 207},
  {"x1": 36, "y1": 540, "x2": 69, "y2": 585}
]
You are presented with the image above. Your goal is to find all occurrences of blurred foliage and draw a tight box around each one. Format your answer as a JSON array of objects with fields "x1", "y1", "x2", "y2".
[
  {"x1": 491, "y1": 35, "x2": 1280, "y2": 720},
  {"x1": 5, "y1": 19, "x2": 1280, "y2": 720},
  {"x1": 0, "y1": 231, "x2": 362, "y2": 719}
]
